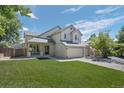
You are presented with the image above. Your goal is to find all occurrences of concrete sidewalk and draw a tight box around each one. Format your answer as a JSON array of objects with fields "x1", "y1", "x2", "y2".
[
  {"x1": 57, "y1": 57, "x2": 124, "y2": 72},
  {"x1": 0, "y1": 57, "x2": 35, "y2": 61}
]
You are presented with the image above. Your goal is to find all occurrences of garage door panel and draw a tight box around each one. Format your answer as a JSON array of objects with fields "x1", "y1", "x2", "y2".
[{"x1": 67, "y1": 47, "x2": 83, "y2": 58}]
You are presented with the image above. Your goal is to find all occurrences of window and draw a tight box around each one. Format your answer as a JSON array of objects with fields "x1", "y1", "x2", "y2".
[
  {"x1": 29, "y1": 44, "x2": 39, "y2": 52},
  {"x1": 75, "y1": 35, "x2": 77, "y2": 40},
  {"x1": 70, "y1": 27, "x2": 75, "y2": 31},
  {"x1": 64, "y1": 33, "x2": 66, "y2": 39}
]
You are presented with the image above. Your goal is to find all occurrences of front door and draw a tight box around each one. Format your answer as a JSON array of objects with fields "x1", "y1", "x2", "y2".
[{"x1": 45, "y1": 46, "x2": 49, "y2": 55}]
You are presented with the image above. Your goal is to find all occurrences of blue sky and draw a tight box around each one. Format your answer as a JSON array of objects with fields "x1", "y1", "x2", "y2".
[{"x1": 19, "y1": 5, "x2": 124, "y2": 41}]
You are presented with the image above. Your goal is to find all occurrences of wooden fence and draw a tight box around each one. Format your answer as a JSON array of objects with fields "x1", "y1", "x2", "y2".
[{"x1": 0, "y1": 48, "x2": 27, "y2": 58}]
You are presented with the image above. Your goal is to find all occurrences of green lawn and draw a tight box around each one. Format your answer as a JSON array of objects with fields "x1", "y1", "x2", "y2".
[{"x1": 0, "y1": 59, "x2": 124, "y2": 88}]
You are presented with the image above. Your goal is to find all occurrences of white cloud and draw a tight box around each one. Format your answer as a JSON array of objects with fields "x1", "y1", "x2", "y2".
[
  {"x1": 69, "y1": 15, "x2": 124, "y2": 41},
  {"x1": 74, "y1": 16, "x2": 124, "y2": 34},
  {"x1": 61, "y1": 6, "x2": 84, "y2": 14},
  {"x1": 96, "y1": 6, "x2": 122, "y2": 14},
  {"x1": 22, "y1": 27, "x2": 29, "y2": 31},
  {"x1": 27, "y1": 13, "x2": 39, "y2": 20}
]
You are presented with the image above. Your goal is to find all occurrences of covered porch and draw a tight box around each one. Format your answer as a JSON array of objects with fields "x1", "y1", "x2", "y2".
[{"x1": 26, "y1": 38, "x2": 50, "y2": 57}]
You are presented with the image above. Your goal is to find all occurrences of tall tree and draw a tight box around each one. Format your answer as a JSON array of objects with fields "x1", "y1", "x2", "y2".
[
  {"x1": 0, "y1": 5, "x2": 31, "y2": 47},
  {"x1": 115, "y1": 26, "x2": 124, "y2": 56},
  {"x1": 88, "y1": 33, "x2": 96, "y2": 41},
  {"x1": 117, "y1": 26, "x2": 124, "y2": 43},
  {"x1": 89, "y1": 32, "x2": 114, "y2": 58}
]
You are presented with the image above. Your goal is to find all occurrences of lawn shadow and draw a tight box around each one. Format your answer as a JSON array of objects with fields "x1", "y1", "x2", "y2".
[{"x1": 36, "y1": 57, "x2": 50, "y2": 60}]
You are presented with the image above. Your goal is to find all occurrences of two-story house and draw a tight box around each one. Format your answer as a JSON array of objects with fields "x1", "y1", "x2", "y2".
[{"x1": 24, "y1": 25, "x2": 90, "y2": 58}]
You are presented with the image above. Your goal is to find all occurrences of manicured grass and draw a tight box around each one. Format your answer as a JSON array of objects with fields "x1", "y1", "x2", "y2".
[{"x1": 0, "y1": 59, "x2": 124, "y2": 88}]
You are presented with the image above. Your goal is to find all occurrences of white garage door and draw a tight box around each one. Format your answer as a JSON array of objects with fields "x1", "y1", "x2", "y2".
[{"x1": 67, "y1": 47, "x2": 83, "y2": 58}]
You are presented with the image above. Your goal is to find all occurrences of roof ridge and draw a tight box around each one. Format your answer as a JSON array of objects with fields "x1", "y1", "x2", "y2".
[
  {"x1": 39, "y1": 25, "x2": 61, "y2": 36},
  {"x1": 24, "y1": 31, "x2": 40, "y2": 36}
]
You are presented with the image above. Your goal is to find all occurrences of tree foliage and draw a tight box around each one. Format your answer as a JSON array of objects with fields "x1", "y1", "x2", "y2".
[
  {"x1": 89, "y1": 32, "x2": 114, "y2": 58},
  {"x1": 88, "y1": 33, "x2": 96, "y2": 41},
  {"x1": 117, "y1": 26, "x2": 124, "y2": 43},
  {"x1": 114, "y1": 26, "x2": 124, "y2": 56},
  {"x1": 0, "y1": 5, "x2": 31, "y2": 46}
]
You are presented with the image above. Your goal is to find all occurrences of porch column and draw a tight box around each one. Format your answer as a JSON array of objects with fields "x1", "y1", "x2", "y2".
[{"x1": 27, "y1": 43, "x2": 31, "y2": 57}]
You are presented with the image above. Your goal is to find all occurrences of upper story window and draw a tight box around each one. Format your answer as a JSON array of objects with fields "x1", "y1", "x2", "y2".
[
  {"x1": 70, "y1": 27, "x2": 75, "y2": 31},
  {"x1": 75, "y1": 35, "x2": 77, "y2": 40},
  {"x1": 64, "y1": 33, "x2": 66, "y2": 39}
]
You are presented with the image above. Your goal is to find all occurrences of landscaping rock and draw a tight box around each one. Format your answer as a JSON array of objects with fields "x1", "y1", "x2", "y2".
[{"x1": 92, "y1": 57, "x2": 112, "y2": 63}]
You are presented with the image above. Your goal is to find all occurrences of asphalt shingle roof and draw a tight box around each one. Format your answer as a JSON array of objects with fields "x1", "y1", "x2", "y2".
[{"x1": 28, "y1": 38, "x2": 48, "y2": 43}]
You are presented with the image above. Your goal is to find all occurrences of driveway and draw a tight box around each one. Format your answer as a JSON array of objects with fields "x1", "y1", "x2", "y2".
[
  {"x1": 57, "y1": 57, "x2": 124, "y2": 72},
  {"x1": 109, "y1": 56, "x2": 124, "y2": 64}
]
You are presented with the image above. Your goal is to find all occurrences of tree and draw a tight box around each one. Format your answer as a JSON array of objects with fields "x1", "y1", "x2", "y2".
[
  {"x1": 88, "y1": 33, "x2": 96, "y2": 41},
  {"x1": 117, "y1": 26, "x2": 124, "y2": 43},
  {"x1": 0, "y1": 5, "x2": 31, "y2": 46},
  {"x1": 115, "y1": 25, "x2": 124, "y2": 56},
  {"x1": 114, "y1": 43, "x2": 124, "y2": 56},
  {"x1": 89, "y1": 32, "x2": 114, "y2": 58}
]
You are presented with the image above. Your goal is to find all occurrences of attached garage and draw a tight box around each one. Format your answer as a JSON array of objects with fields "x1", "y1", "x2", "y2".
[
  {"x1": 61, "y1": 42, "x2": 89, "y2": 58},
  {"x1": 54, "y1": 42, "x2": 90, "y2": 58},
  {"x1": 67, "y1": 47, "x2": 83, "y2": 58}
]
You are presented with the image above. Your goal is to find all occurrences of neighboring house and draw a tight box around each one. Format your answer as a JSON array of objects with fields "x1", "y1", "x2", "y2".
[
  {"x1": 11, "y1": 43, "x2": 23, "y2": 49},
  {"x1": 24, "y1": 25, "x2": 90, "y2": 58}
]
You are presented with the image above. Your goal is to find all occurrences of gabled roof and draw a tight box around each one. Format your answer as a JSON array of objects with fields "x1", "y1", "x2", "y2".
[
  {"x1": 24, "y1": 31, "x2": 39, "y2": 36},
  {"x1": 25, "y1": 25, "x2": 82, "y2": 39},
  {"x1": 63, "y1": 25, "x2": 83, "y2": 36},
  {"x1": 39, "y1": 26, "x2": 61, "y2": 38}
]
